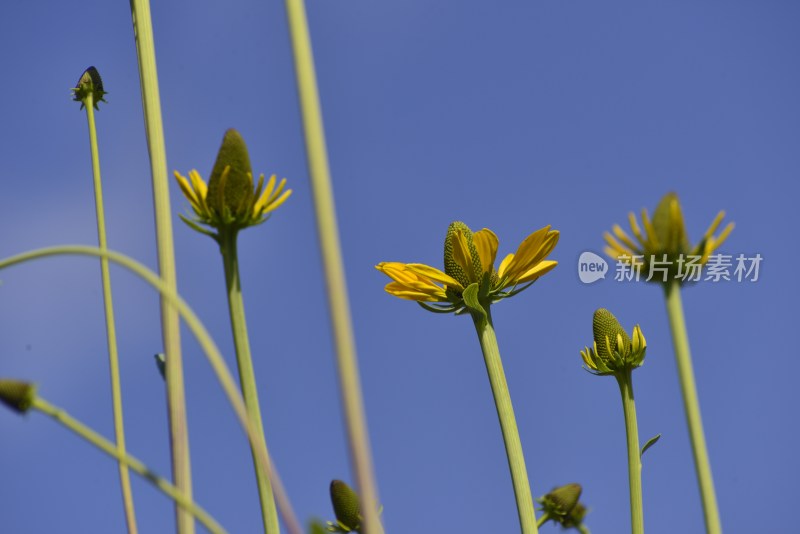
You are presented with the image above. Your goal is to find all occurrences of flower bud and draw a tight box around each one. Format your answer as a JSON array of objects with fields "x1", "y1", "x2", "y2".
[
  {"x1": 581, "y1": 308, "x2": 647, "y2": 375},
  {"x1": 0, "y1": 380, "x2": 37, "y2": 414},
  {"x1": 329, "y1": 480, "x2": 361, "y2": 531},
  {"x1": 206, "y1": 129, "x2": 255, "y2": 224}
]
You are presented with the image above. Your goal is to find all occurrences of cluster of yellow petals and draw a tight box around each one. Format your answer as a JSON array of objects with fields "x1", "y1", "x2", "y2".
[{"x1": 376, "y1": 225, "x2": 558, "y2": 303}]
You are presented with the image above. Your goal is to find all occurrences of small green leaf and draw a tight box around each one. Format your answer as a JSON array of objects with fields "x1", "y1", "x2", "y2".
[
  {"x1": 462, "y1": 283, "x2": 486, "y2": 320},
  {"x1": 641, "y1": 433, "x2": 662, "y2": 458}
]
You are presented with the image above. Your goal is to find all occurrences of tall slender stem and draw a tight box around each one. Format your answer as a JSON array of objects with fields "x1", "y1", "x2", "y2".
[
  {"x1": 616, "y1": 370, "x2": 644, "y2": 534},
  {"x1": 284, "y1": 2, "x2": 382, "y2": 532},
  {"x1": 128, "y1": 2, "x2": 193, "y2": 532},
  {"x1": 663, "y1": 281, "x2": 721, "y2": 534},
  {"x1": 32, "y1": 397, "x2": 224, "y2": 534},
  {"x1": 471, "y1": 309, "x2": 538, "y2": 534},
  {"x1": 83, "y1": 94, "x2": 138, "y2": 534},
  {"x1": 219, "y1": 231, "x2": 279, "y2": 533}
]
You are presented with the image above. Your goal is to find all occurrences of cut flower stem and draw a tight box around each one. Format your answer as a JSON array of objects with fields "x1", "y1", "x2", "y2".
[{"x1": 616, "y1": 369, "x2": 644, "y2": 534}]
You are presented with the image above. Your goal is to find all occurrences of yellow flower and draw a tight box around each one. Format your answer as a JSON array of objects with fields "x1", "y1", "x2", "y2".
[
  {"x1": 174, "y1": 129, "x2": 291, "y2": 237},
  {"x1": 604, "y1": 192, "x2": 733, "y2": 282},
  {"x1": 376, "y1": 221, "x2": 558, "y2": 313}
]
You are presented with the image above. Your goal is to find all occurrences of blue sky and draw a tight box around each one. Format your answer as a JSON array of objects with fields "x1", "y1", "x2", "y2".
[{"x1": 0, "y1": 1, "x2": 797, "y2": 533}]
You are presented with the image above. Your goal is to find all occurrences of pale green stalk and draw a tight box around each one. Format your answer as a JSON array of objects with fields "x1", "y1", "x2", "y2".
[
  {"x1": 471, "y1": 309, "x2": 538, "y2": 534},
  {"x1": 284, "y1": 2, "x2": 382, "y2": 532},
  {"x1": 616, "y1": 369, "x2": 643, "y2": 534},
  {"x1": 663, "y1": 281, "x2": 721, "y2": 534},
  {"x1": 220, "y1": 231, "x2": 279, "y2": 533},
  {"x1": 535, "y1": 513, "x2": 550, "y2": 528},
  {"x1": 128, "y1": 1, "x2": 192, "y2": 532},
  {"x1": 0, "y1": 245, "x2": 303, "y2": 534},
  {"x1": 32, "y1": 397, "x2": 224, "y2": 534},
  {"x1": 82, "y1": 92, "x2": 138, "y2": 534}
]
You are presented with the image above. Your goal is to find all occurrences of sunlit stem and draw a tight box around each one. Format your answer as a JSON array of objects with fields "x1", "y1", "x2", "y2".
[
  {"x1": 284, "y1": 2, "x2": 382, "y2": 533},
  {"x1": 471, "y1": 308, "x2": 538, "y2": 534},
  {"x1": 0, "y1": 246, "x2": 304, "y2": 534},
  {"x1": 219, "y1": 230, "x2": 279, "y2": 534},
  {"x1": 616, "y1": 369, "x2": 644, "y2": 534},
  {"x1": 535, "y1": 512, "x2": 550, "y2": 528},
  {"x1": 128, "y1": 1, "x2": 193, "y2": 532},
  {"x1": 663, "y1": 281, "x2": 721, "y2": 534},
  {"x1": 32, "y1": 397, "x2": 224, "y2": 534},
  {"x1": 82, "y1": 91, "x2": 138, "y2": 534}
]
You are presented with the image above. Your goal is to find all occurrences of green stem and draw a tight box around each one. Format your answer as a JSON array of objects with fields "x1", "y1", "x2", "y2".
[
  {"x1": 536, "y1": 512, "x2": 550, "y2": 528},
  {"x1": 0, "y1": 245, "x2": 304, "y2": 534},
  {"x1": 83, "y1": 93, "x2": 138, "y2": 534},
  {"x1": 577, "y1": 524, "x2": 591, "y2": 534},
  {"x1": 471, "y1": 309, "x2": 538, "y2": 534},
  {"x1": 128, "y1": 2, "x2": 193, "y2": 532},
  {"x1": 284, "y1": 2, "x2": 382, "y2": 533},
  {"x1": 616, "y1": 369, "x2": 644, "y2": 534},
  {"x1": 32, "y1": 397, "x2": 224, "y2": 534},
  {"x1": 663, "y1": 281, "x2": 721, "y2": 534},
  {"x1": 219, "y1": 231, "x2": 279, "y2": 534}
]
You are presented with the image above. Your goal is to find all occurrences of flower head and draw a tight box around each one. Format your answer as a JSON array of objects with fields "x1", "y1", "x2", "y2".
[
  {"x1": 376, "y1": 221, "x2": 558, "y2": 314},
  {"x1": 580, "y1": 308, "x2": 646, "y2": 376},
  {"x1": 174, "y1": 129, "x2": 291, "y2": 237},
  {"x1": 72, "y1": 66, "x2": 108, "y2": 110},
  {"x1": 604, "y1": 192, "x2": 734, "y2": 283},
  {"x1": 536, "y1": 483, "x2": 590, "y2": 531}
]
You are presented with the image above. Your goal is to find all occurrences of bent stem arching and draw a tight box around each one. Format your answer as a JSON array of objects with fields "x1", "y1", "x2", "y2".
[
  {"x1": 471, "y1": 307, "x2": 538, "y2": 534},
  {"x1": 663, "y1": 280, "x2": 720, "y2": 534},
  {"x1": 0, "y1": 245, "x2": 303, "y2": 534}
]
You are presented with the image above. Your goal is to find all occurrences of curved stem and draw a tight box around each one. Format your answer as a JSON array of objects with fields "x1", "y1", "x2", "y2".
[
  {"x1": 284, "y1": 3, "x2": 382, "y2": 533},
  {"x1": 616, "y1": 370, "x2": 644, "y2": 534},
  {"x1": 0, "y1": 246, "x2": 303, "y2": 534},
  {"x1": 663, "y1": 281, "x2": 721, "y2": 534},
  {"x1": 82, "y1": 93, "x2": 138, "y2": 534},
  {"x1": 219, "y1": 231, "x2": 279, "y2": 533},
  {"x1": 536, "y1": 512, "x2": 550, "y2": 528},
  {"x1": 471, "y1": 309, "x2": 538, "y2": 534},
  {"x1": 128, "y1": 1, "x2": 192, "y2": 531},
  {"x1": 32, "y1": 397, "x2": 224, "y2": 534}
]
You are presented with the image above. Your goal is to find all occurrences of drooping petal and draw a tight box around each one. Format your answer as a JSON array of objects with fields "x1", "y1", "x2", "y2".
[
  {"x1": 451, "y1": 229, "x2": 475, "y2": 282},
  {"x1": 612, "y1": 224, "x2": 639, "y2": 253},
  {"x1": 514, "y1": 260, "x2": 558, "y2": 284},
  {"x1": 376, "y1": 262, "x2": 450, "y2": 302},
  {"x1": 384, "y1": 282, "x2": 446, "y2": 302},
  {"x1": 404, "y1": 263, "x2": 463, "y2": 290},
  {"x1": 473, "y1": 228, "x2": 499, "y2": 275}
]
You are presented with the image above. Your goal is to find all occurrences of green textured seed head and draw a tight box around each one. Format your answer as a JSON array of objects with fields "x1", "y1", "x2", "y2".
[
  {"x1": 592, "y1": 308, "x2": 631, "y2": 363},
  {"x1": 330, "y1": 480, "x2": 361, "y2": 530},
  {"x1": 443, "y1": 221, "x2": 483, "y2": 288},
  {"x1": 652, "y1": 192, "x2": 689, "y2": 254},
  {"x1": 207, "y1": 129, "x2": 255, "y2": 221},
  {"x1": 0, "y1": 380, "x2": 36, "y2": 414}
]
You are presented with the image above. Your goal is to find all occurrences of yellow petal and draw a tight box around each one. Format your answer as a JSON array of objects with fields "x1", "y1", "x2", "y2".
[
  {"x1": 612, "y1": 225, "x2": 639, "y2": 253},
  {"x1": 404, "y1": 263, "x2": 463, "y2": 290},
  {"x1": 497, "y1": 253, "x2": 514, "y2": 279},
  {"x1": 473, "y1": 228, "x2": 499, "y2": 275},
  {"x1": 641, "y1": 208, "x2": 661, "y2": 250},
  {"x1": 628, "y1": 212, "x2": 647, "y2": 248},
  {"x1": 451, "y1": 230, "x2": 474, "y2": 279},
  {"x1": 501, "y1": 226, "x2": 551, "y2": 282},
  {"x1": 515, "y1": 260, "x2": 558, "y2": 284},
  {"x1": 384, "y1": 282, "x2": 446, "y2": 302}
]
